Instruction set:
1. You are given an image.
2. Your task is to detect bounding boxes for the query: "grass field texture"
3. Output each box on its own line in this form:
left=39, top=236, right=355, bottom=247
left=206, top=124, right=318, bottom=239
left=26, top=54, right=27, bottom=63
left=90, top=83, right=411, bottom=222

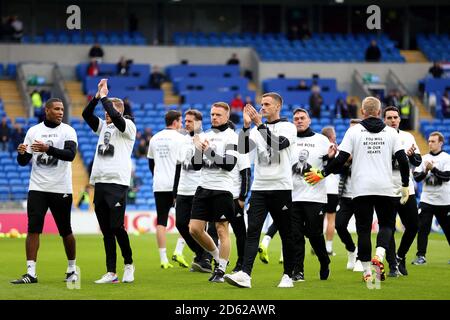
left=0, top=233, right=449, bottom=300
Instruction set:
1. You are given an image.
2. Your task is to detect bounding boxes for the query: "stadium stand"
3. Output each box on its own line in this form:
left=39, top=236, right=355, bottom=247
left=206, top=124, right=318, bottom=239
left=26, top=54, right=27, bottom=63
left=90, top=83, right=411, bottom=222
left=173, top=32, right=405, bottom=62
left=22, top=30, right=147, bottom=45
left=417, top=34, right=450, bottom=63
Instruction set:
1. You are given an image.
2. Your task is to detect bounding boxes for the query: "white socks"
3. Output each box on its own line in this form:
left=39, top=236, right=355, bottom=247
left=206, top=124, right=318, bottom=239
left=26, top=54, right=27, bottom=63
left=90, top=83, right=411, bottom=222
left=174, top=237, right=185, bottom=256
left=261, top=235, right=272, bottom=248
left=208, top=247, right=220, bottom=262
left=375, top=247, right=386, bottom=262
left=27, top=260, right=36, bottom=277
left=362, top=261, right=371, bottom=275
left=159, top=248, right=168, bottom=263
left=326, top=240, right=333, bottom=253
left=218, top=258, right=228, bottom=272
left=67, top=259, right=76, bottom=273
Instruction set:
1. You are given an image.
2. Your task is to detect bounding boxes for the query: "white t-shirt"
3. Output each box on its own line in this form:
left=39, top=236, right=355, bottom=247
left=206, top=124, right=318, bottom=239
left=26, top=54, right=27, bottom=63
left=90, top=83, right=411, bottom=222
left=292, top=133, right=330, bottom=203
left=414, top=152, right=450, bottom=206
left=198, top=127, right=238, bottom=191
left=147, top=128, right=185, bottom=192
left=25, top=122, right=77, bottom=194
left=90, top=119, right=136, bottom=186
left=338, top=122, right=403, bottom=198
left=176, top=133, right=204, bottom=196
left=326, top=174, right=340, bottom=195
left=392, top=130, right=420, bottom=196
left=250, top=120, right=297, bottom=191
left=231, top=152, right=251, bottom=199
left=342, top=173, right=353, bottom=199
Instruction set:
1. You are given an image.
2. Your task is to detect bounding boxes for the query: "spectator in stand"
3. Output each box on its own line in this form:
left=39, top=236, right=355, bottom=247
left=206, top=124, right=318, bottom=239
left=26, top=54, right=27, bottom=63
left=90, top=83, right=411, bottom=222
left=442, top=91, right=450, bottom=118
left=296, top=80, right=309, bottom=91
left=10, top=122, right=25, bottom=153
left=365, top=40, right=382, bottom=62
left=77, top=185, right=92, bottom=210
left=399, top=92, right=414, bottom=130
left=429, top=61, right=444, bottom=79
left=30, top=90, right=44, bottom=122
left=309, top=85, right=323, bottom=118
left=347, top=97, right=358, bottom=119
left=142, top=127, right=153, bottom=145
left=230, top=93, right=244, bottom=110
left=0, top=116, right=10, bottom=151
left=117, top=56, right=132, bottom=76
left=89, top=43, right=104, bottom=63
left=149, top=66, right=166, bottom=89
left=127, top=169, right=143, bottom=205
left=87, top=58, right=99, bottom=77
left=385, top=89, right=400, bottom=108
left=226, top=53, right=240, bottom=66
left=9, top=15, right=23, bottom=42
left=230, top=93, right=245, bottom=124
left=335, top=98, right=350, bottom=119
left=244, top=95, right=254, bottom=106
left=134, top=138, right=148, bottom=158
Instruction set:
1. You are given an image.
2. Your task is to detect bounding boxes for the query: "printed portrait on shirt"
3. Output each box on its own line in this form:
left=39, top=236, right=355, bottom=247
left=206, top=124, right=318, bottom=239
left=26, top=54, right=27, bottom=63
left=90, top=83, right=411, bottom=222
left=204, top=143, right=218, bottom=169
left=97, top=131, right=115, bottom=157
left=182, top=147, right=194, bottom=171
left=292, top=149, right=312, bottom=177
left=36, top=140, right=58, bottom=167
left=257, top=146, right=272, bottom=166
left=425, top=172, right=443, bottom=186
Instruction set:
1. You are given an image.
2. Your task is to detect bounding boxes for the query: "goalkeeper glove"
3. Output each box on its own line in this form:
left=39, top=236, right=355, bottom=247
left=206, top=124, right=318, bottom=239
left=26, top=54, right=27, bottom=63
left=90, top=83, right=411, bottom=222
left=399, top=186, right=409, bottom=205
left=304, top=168, right=325, bottom=185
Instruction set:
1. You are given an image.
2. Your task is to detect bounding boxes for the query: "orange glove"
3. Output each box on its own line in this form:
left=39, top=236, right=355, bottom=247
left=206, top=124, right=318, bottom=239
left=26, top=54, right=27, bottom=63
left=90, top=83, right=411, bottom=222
left=304, top=168, right=325, bottom=185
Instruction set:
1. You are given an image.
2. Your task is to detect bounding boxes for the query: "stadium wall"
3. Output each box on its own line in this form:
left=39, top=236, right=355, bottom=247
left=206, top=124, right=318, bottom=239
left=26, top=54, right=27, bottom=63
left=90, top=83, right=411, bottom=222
left=1, top=211, right=444, bottom=235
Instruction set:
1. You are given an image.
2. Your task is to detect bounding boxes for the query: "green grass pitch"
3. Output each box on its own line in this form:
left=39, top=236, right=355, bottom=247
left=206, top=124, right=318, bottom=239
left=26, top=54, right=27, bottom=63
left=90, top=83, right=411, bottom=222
left=0, top=233, right=449, bottom=300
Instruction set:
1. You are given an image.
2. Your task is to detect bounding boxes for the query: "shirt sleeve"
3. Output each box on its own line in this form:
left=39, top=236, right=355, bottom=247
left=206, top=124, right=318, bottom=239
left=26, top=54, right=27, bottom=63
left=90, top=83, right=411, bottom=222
left=338, top=127, right=354, bottom=155
left=122, top=119, right=137, bottom=140
left=414, top=157, right=425, bottom=173
left=226, top=132, right=239, bottom=159
left=392, top=131, right=404, bottom=155
left=412, top=135, right=421, bottom=155
left=237, top=152, right=251, bottom=171
left=445, top=155, right=450, bottom=171
left=95, top=120, right=104, bottom=136
left=147, top=139, right=154, bottom=159
left=67, top=126, right=78, bottom=146
left=24, top=128, right=33, bottom=154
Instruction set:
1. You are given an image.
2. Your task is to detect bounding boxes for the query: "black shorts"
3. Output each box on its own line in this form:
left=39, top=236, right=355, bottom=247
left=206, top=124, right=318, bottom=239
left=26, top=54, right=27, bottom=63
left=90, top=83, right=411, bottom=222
left=27, top=190, right=73, bottom=237
left=325, top=194, right=339, bottom=213
left=154, top=191, right=174, bottom=227
left=191, top=187, right=235, bottom=222
left=93, top=183, right=128, bottom=230
left=234, top=198, right=244, bottom=218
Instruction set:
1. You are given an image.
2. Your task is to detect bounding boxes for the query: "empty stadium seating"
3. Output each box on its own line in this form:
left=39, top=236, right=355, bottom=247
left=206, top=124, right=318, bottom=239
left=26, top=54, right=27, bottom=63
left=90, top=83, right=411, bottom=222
left=22, top=30, right=147, bottom=46
left=173, top=32, right=405, bottom=62
left=417, top=34, right=450, bottom=62
left=419, top=78, right=450, bottom=118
